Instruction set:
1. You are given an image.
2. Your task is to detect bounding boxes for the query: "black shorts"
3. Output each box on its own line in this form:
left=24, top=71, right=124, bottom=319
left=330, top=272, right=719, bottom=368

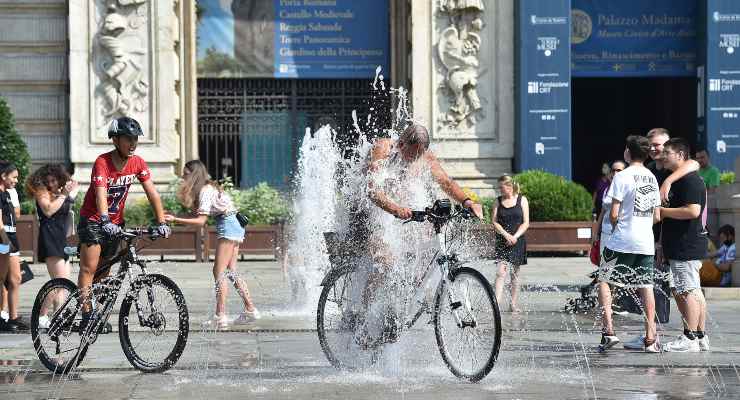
left=77, top=217, right=122, bottom=259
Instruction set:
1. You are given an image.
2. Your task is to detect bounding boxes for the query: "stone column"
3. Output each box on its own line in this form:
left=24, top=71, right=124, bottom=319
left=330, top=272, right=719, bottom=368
left=411, top=0, right=515, bottom=196
left=69, top=0, right=197, bottom=192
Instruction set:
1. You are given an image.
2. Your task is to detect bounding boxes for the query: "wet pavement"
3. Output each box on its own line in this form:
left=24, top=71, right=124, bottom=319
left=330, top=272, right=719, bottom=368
left=1, top=257, right=739, bottom=399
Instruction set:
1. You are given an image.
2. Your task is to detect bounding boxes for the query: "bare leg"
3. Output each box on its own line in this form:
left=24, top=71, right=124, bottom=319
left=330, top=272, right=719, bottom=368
left=695, top=289, right=707, bottom=332
left=672, top=289, right=690, bottom=331
left=226, top=242, right=256, bottom=312
left=597, top=282, right=614, bottom=334
left=493, top=262, right=508, bottom=306
left=213, top=239, right=235, bottom=317
left=5, top=255, right=21, bottom=319
left=41, top=256, right=71, bottom=314
left=638, top=287, right=656, bottom=341
left=0, top=285, right=6, bottom=316
left=510, top=265, right=521, bottom=312
left=78, top=244, right=102, bottom=312
left=0, top=254, right=9, bottom=317
left=675, top=290, right=702, bottom=331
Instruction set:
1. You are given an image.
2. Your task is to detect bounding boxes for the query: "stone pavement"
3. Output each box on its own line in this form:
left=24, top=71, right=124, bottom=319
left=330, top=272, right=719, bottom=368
left=1, top=256, right=739, bottom=399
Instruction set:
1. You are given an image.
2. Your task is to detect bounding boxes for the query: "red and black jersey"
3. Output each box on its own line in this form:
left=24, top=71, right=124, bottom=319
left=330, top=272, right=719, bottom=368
left=79, top=153, right=151, bottom=224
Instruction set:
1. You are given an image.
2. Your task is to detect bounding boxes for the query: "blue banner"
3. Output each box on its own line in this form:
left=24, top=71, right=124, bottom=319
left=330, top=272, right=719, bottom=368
left=704, top=0, right=740, bottom=172
left=517, top=0, right=572, bottom=179
left=197, top=0, right=389, bottom=79
left=571, top=0, right=698, bottom=77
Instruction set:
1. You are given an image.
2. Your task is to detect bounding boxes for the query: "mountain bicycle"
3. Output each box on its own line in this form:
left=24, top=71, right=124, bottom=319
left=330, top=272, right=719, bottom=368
left=30, top=227, right=189, bottom=374
left=317, top=199, right=501, bottom=382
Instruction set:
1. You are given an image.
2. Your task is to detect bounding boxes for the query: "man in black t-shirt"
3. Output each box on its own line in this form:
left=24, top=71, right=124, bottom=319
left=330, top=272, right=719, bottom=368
left=659, top=138, right=708, bottom=353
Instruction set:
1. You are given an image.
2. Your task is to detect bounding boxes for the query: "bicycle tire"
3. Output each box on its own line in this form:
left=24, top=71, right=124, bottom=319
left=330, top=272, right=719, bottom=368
left=30, top=278, right=90, bottom=374
left=433, top=267, right=501, bottom=382
left=118, top=273, right=189, bottom=373
left=317, top=269, right=378, bottom=370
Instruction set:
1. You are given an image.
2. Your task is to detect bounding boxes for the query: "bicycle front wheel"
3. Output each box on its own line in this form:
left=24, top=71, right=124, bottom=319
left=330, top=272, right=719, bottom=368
left=317, top=268, right=378, bottom=370
left=31, top=278, right=89, bottom=374
left=119, top=273, right=189, bottom=373
left=433, top=267, right=501, bottom=382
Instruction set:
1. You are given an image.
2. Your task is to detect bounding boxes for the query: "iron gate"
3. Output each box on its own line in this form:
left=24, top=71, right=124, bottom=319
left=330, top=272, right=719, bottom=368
left=197, top=78, right=389, bottom=189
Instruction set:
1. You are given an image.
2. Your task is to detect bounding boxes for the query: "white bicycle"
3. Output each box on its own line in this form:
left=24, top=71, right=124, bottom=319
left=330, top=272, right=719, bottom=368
left=317, top=199, right=501, bottom=382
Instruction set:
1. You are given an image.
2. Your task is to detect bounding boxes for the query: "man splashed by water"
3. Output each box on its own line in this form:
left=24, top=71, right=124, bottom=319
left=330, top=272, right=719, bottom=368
left=345, top=123, right=483, bottom=348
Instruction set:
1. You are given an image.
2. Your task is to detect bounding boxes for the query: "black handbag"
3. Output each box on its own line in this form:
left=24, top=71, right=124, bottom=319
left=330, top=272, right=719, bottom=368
left=3, top=261, right=33, bottom=290
left=235, top=212, right=249, bottom=228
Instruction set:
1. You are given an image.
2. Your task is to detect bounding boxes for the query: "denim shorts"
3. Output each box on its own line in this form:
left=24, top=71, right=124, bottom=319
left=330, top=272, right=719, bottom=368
left=216, top=214, right=245, bottom=243
left=667, top=259, right=702, bottom=294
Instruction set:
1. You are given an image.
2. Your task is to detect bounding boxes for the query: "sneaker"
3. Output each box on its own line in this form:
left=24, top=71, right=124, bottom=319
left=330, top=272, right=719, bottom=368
left=643, top=337, right=661, bottom=353
left=203, top=314, right=229, bottom=330
left=0, top=310, right=8, bottom=321
left=7, top=316, right=29, bottom=331
left=698, top=335, right=710, bottom=352
left=38, top=315, right=50, bottom=330
left=663, top=335, right=700, bottom=353
left=623, top=334, right=646, bottom=350
left=0, top=318, right=17, bottom=333
left=598, top=333, right=620, bottom=352
left=233, top=309, right=261, bottom=325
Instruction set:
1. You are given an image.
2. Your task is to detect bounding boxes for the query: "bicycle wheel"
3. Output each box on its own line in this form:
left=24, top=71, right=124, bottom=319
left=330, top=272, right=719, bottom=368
left=433, top=267, right=501, bottom=382
left=118, top=273, right=189, bottom=373
left=317, top=269, right=378, bottom=370
left=30, top=278, right=90, bottom=374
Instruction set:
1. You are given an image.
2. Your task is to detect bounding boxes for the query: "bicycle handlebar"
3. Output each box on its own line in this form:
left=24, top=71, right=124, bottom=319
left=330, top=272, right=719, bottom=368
left=119, top=227, right=162, bottom=241
left=404, top=205, right=474, bottom=225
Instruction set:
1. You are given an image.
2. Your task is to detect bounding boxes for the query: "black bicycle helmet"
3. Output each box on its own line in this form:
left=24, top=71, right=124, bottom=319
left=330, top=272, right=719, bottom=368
left=108, top=116, right=144, bottom=138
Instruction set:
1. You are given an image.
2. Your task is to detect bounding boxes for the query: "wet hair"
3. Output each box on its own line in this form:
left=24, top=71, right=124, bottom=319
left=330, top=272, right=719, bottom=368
left=0, top=160, right=18, bottom=178
left=25, top=163, right=71, bottom=197
left=399, top=124, right=430, bottom=150
left=718, top=224, right=735, bottom=239
left=177, top=160, right=220, bottom=210
left=498, top=174, right=520, bottom=195
left=646, top=128, right=670, bottom=139
left=663, top=138, right=690, bottom=161
left=625, top=135, right=650, bottom=162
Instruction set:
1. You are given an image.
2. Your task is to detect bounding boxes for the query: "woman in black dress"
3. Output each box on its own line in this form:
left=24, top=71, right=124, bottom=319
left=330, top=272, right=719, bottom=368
left=492, top=175, right=529, bottom=313
left=26, top=164, right=78, bottom=325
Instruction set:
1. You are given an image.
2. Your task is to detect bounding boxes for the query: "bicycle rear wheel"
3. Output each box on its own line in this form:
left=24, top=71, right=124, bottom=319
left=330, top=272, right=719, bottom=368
left=433, top=267, right=501, bottom=382
left=119, top=273, right=189, bottom=373
left=317, top=269, right=379, bottom=370
left=30, top=278, right=89, bottom=374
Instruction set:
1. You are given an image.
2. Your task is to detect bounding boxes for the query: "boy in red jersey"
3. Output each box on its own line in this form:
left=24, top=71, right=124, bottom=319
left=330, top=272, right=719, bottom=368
left=76, top=117, right=171, bottom=330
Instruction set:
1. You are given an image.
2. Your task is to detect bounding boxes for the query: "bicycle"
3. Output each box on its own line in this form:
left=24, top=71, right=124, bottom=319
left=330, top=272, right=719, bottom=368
left=30, top=227, right=189, bottom=374
left=317, top=199, right=501, bottom=382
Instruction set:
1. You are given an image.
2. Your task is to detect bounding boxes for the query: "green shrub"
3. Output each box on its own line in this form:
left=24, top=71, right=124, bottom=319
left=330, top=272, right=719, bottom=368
left=227, top=181, right=291, bottom=225
left=0, top=96, right=31, bottom=190
left=513, top=170, right=592, bottom=221
left=720, top=171, right=735, bottom=185
left=480, top=197, right=495, bottom=224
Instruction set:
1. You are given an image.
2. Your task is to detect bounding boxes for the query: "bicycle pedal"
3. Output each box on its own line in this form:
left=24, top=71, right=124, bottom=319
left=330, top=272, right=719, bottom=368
left=450, top=301, right=462, bottom=310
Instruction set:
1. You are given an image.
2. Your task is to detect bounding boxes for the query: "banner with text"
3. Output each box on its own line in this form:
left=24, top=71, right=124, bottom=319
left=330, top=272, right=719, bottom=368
left=197, top=0, right=389, bottom=78
left=704, top=0, right=740, bottom=172
left=517, top=0, right=572, bottom=179
left=571, top=0, right=697, bottom=77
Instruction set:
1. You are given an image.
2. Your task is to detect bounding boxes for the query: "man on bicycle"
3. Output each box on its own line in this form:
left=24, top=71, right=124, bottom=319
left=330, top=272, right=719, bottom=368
left=350, top=124, right=483, bottom=341
left=76, top=116, right=171, bottom=331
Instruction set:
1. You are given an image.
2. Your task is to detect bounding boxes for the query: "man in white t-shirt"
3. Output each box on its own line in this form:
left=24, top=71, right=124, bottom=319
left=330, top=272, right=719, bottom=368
left=597, top=135, right=662, bottom=353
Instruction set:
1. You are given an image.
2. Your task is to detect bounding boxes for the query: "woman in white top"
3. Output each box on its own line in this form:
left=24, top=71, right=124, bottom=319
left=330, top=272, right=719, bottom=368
left=165, top=160, right=259, bottom=329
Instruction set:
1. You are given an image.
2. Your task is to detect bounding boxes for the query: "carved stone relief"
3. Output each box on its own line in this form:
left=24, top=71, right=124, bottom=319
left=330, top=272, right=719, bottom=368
left=436, top=0, right=485, bottom=130
left=93, top=0, right=149, bottom=131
